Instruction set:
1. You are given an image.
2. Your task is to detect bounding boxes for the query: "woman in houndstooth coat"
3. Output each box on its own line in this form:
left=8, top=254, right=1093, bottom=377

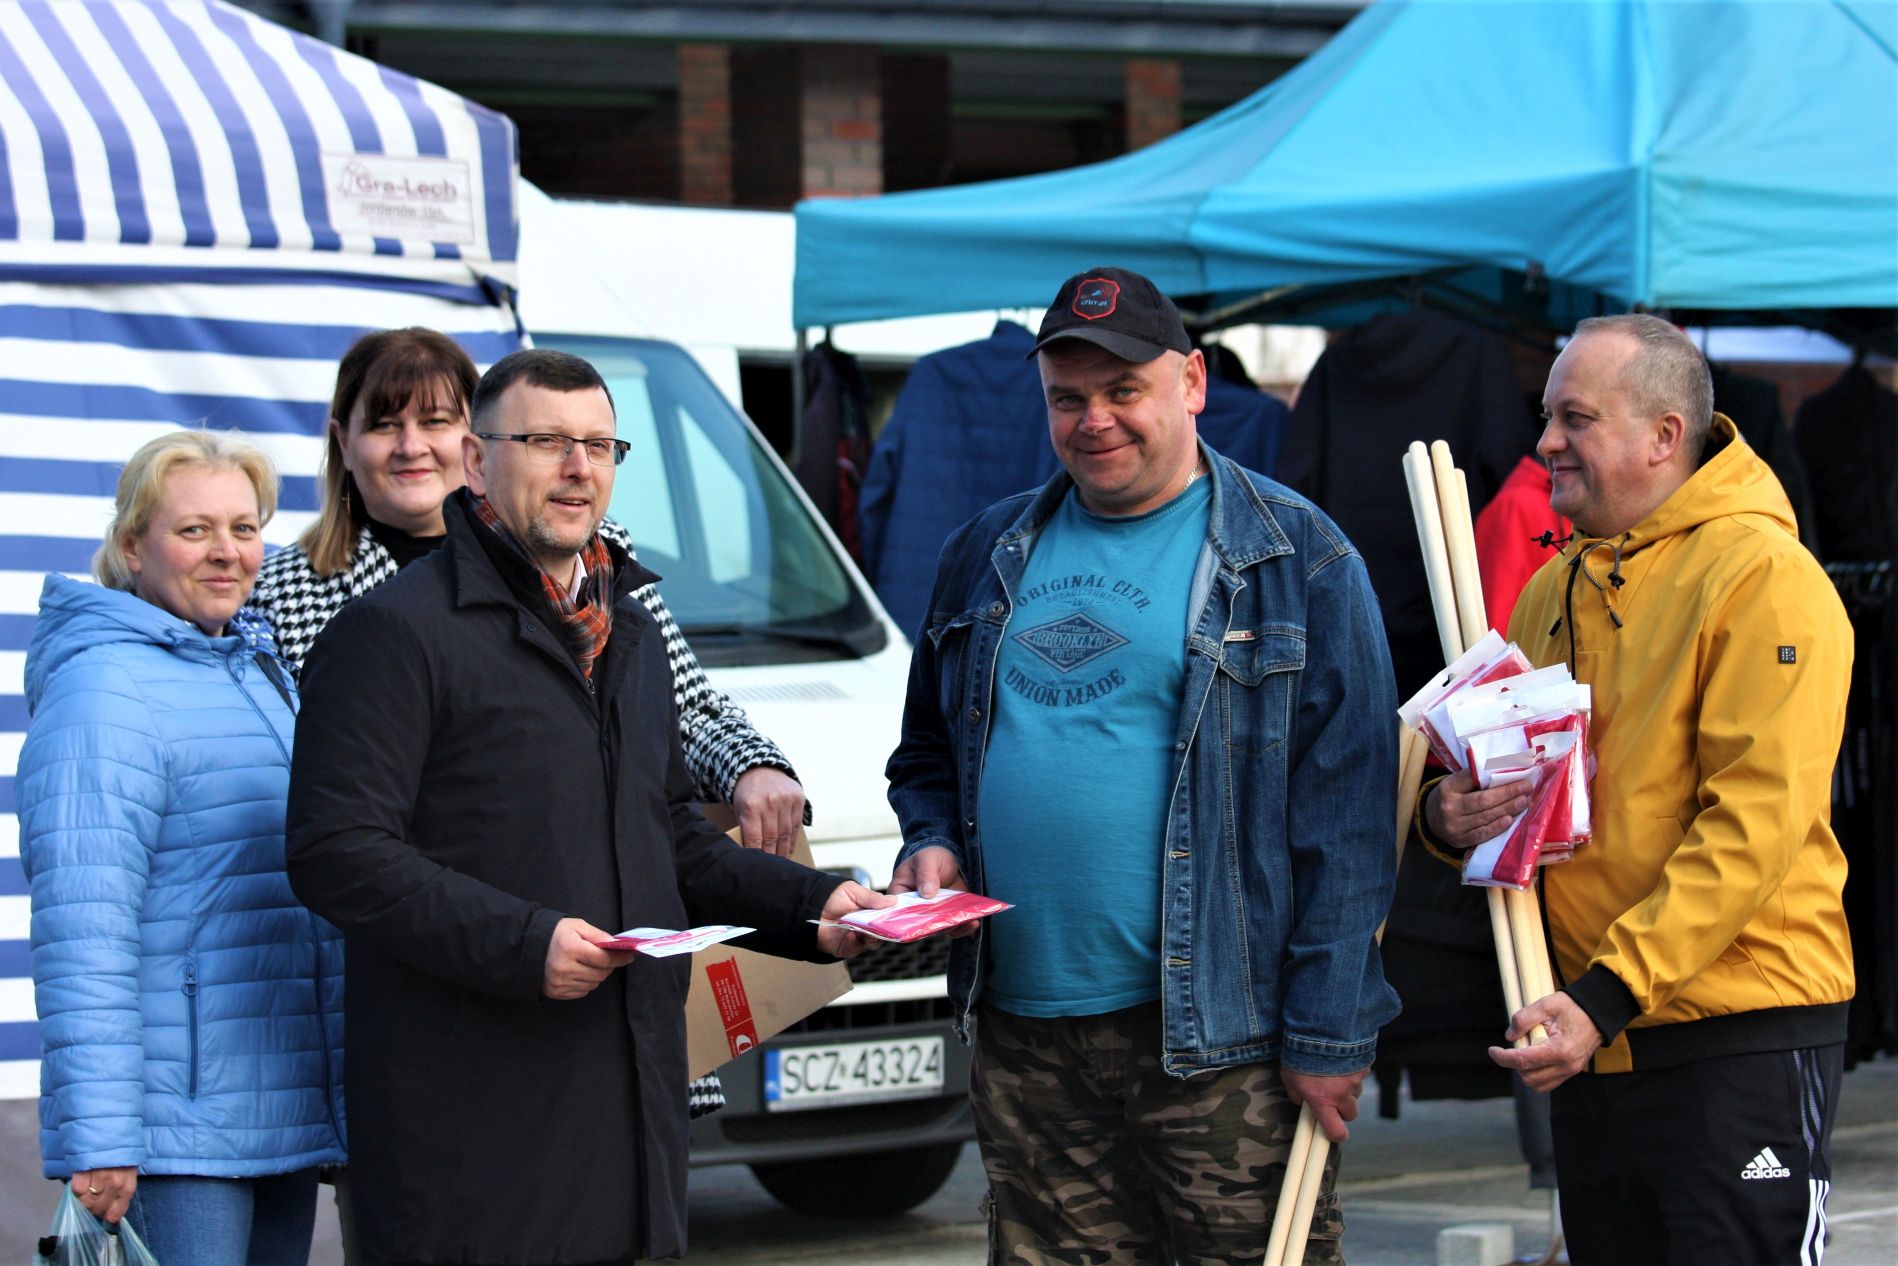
left=247, top=330, right=811, bottom=1128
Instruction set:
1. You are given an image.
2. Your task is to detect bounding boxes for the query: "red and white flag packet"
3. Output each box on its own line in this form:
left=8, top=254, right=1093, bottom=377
left=1398, top=631, right=1535, bottom=769
left=592, top=925, right=754, bottom=956
left=816, top=890, right=1012, bottom=943
left=1399, top=634, right=1594, bottom=890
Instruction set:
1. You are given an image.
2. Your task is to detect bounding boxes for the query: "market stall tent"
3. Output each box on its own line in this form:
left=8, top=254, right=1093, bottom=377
left=794, top=0, right=1898, bottom=342
left=0, top=0, right=525, bottom=1097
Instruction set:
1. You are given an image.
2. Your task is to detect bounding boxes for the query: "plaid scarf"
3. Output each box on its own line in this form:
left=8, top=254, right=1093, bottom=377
left=471, top=496, right=615, bottom=679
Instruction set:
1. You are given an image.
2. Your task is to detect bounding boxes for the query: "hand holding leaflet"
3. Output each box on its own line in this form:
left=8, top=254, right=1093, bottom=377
left=592, top=925, right=755, bottom=956
left=814, top=890, right=1011, bottom=943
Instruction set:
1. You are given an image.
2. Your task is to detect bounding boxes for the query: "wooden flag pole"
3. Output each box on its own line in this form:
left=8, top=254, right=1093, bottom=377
left=1270, top=439, right=1562, bottom=1265
left=1404, top=443, right=1463, bottom=666
left=1429, top=445, right=1487, bottom=653
left=1262, top=723, right=1428, bottom=1266
left=1429, top=443, right=1551, bottom=1046
left=1263, top=1104, right=1318, bottom=1266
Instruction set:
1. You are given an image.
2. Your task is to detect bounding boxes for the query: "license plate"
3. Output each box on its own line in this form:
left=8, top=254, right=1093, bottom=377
left=763, top=1036, right=946, bottom=1111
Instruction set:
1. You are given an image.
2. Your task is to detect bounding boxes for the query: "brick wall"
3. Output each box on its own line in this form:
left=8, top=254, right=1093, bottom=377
left=1125, top=57, right=1181, bottom=151
left=801, top=44, right=883, bottom=198
left=511, top=100, right=679, bottom=201
left=731, top=46, right=803, bottom=207
left=731, top=44, right=884, bottom=206
left=678, top=43, right=733, bottom=206
left=952, top=112, right=1122, bottom=186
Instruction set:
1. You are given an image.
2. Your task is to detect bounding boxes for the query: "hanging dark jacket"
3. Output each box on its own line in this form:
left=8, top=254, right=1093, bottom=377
left=1279, top=308, right=1533, bottom=698
left=1794, top=364, right=1898, bottom=562
left=795, top=339, right=872, bottom=557
left=1710, top=362, right=1821, bottom=556
left=285, top=491, right=842, bottom=1265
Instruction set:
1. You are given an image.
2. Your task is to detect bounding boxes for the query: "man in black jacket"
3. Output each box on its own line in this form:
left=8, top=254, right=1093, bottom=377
left=286, top=349, right=886, bottom=1266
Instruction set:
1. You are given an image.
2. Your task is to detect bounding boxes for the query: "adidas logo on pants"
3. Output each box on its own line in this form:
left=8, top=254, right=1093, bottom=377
left=1549, top=1043, right=1841, bottom=1263
left=1739, top=1146, right=1793, bottom=1180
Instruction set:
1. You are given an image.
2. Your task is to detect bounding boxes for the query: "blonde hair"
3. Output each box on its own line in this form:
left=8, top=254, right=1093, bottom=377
left=301, top=327, right=478, bottom=577
left=93, top=431, right=280, bottom=591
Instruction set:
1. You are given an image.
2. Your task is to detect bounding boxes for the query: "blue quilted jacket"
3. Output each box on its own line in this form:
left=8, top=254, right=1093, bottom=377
left=18, top=575, right=346, bottom=1179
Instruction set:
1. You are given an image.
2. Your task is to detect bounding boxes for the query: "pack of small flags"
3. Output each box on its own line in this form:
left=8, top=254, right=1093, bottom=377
left=1399, top=630, right=1593, bottom=890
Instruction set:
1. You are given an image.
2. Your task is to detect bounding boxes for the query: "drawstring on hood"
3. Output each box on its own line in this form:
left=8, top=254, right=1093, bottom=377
left=1577, top=538, right=1628, bottom=626
left=1551, top=537, right=1627, bottom=668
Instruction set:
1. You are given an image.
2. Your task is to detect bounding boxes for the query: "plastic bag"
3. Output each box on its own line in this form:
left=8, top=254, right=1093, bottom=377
left=1462, top=728, right=1583, bottom=889
left=33, top=1187, right=159, bottom=1266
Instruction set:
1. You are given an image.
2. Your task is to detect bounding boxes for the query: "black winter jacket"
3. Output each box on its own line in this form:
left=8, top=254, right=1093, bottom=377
left=287, top=492, right=842, bottom=1264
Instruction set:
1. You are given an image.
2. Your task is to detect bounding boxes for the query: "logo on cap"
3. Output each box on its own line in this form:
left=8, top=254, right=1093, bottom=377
left=1072, top=278, right=1120, bottom=320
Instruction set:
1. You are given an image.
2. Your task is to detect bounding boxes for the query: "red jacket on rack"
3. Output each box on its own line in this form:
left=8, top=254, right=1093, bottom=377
left=1474, top=455, right=1570, bottom=636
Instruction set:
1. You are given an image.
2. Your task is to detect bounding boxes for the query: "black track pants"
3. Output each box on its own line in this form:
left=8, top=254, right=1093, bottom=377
left=1552, top=1044, right=1842, bottom=1266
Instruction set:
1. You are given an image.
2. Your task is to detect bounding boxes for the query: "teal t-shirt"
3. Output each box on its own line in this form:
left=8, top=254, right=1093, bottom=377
left=978, top=477, right=1212, bottom=1017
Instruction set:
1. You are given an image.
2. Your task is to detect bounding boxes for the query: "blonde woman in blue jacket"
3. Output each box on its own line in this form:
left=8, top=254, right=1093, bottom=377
left=17, top=431, right=344, bottom=1265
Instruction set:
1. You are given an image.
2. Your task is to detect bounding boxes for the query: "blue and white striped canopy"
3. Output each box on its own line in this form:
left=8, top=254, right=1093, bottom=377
left=0, top=0, right=519, bottom=279
left=0, top=1, right=528, bottom=1097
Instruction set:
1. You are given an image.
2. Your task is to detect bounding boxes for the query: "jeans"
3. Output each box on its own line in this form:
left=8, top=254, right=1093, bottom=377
left=123, top=1169, right=320, bottom=1266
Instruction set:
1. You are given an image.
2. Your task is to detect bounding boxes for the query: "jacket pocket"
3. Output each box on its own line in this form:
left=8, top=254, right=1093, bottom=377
left=1215, top=627, right=1305, bottom=755
left=1214, top=626, right=1305, bottom=686
left=183, top=958, right=201, bottom=1099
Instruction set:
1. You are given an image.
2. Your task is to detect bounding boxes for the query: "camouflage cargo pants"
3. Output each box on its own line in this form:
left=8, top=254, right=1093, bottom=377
left=973, top=1002, right=1345, bottom=1266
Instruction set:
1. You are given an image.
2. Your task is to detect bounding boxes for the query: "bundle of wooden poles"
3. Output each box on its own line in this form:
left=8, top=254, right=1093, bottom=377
left=1263, top=440, right=1553, bottom=1266
left=1402, top=439, right=1558, bottom=1045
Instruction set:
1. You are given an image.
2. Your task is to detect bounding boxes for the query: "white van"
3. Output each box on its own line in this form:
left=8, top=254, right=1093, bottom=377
left=514, top=182, right=1010, bottom=410
left=515, top=331, right=971, bottom=1215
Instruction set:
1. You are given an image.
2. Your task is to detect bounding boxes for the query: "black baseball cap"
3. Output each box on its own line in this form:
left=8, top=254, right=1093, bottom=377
left=1027, top=267, right=1193, bottom=363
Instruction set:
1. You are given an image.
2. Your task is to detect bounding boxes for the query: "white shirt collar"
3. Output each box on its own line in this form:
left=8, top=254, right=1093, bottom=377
left=566, top=554, right=587, bottom=602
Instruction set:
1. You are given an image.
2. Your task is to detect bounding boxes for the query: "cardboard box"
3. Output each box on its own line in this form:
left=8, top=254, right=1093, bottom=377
left=684, top=809, right=853, bottom=1079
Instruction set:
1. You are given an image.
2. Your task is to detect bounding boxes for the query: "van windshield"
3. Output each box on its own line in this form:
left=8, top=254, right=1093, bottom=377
left=539, top=335, right=886, bottom=666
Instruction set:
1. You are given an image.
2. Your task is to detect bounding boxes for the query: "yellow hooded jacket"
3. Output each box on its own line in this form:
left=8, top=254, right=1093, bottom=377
left=1508, top=415, right=1854, bottom=1074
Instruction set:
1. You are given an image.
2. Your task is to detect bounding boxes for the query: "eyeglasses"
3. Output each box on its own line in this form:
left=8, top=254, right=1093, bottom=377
left=476, top=432, right=631, bottom=467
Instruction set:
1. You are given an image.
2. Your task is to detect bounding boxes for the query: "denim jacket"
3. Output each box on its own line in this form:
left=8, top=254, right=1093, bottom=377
left=888, top=444, right=1400, bottom=1077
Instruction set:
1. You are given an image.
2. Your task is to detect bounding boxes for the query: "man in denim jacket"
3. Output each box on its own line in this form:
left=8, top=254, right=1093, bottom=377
left=887, top=267, right=1400, bottom=1262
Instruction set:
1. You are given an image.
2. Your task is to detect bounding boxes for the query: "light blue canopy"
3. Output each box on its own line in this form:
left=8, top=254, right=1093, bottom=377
left=794, top=0, right=1898, bottom=333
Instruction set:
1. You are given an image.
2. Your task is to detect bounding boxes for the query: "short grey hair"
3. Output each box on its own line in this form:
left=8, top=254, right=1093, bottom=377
left=1573, top=314, right=1715, bottom=459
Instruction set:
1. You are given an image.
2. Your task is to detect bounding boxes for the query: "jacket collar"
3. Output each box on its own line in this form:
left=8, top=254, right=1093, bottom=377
left=27, top=573, right=243, bottom=707
left=998, top=440, right=1293, bottom=570
left=440, top=488, right=659, bottom=614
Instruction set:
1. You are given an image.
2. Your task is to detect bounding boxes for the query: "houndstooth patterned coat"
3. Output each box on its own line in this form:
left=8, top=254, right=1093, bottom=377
left=248, top=519, right=803, bottom=1118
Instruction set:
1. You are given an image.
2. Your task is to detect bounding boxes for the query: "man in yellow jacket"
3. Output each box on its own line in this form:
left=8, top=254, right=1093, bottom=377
left=1425, top=315, right=1853, bottom=1264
